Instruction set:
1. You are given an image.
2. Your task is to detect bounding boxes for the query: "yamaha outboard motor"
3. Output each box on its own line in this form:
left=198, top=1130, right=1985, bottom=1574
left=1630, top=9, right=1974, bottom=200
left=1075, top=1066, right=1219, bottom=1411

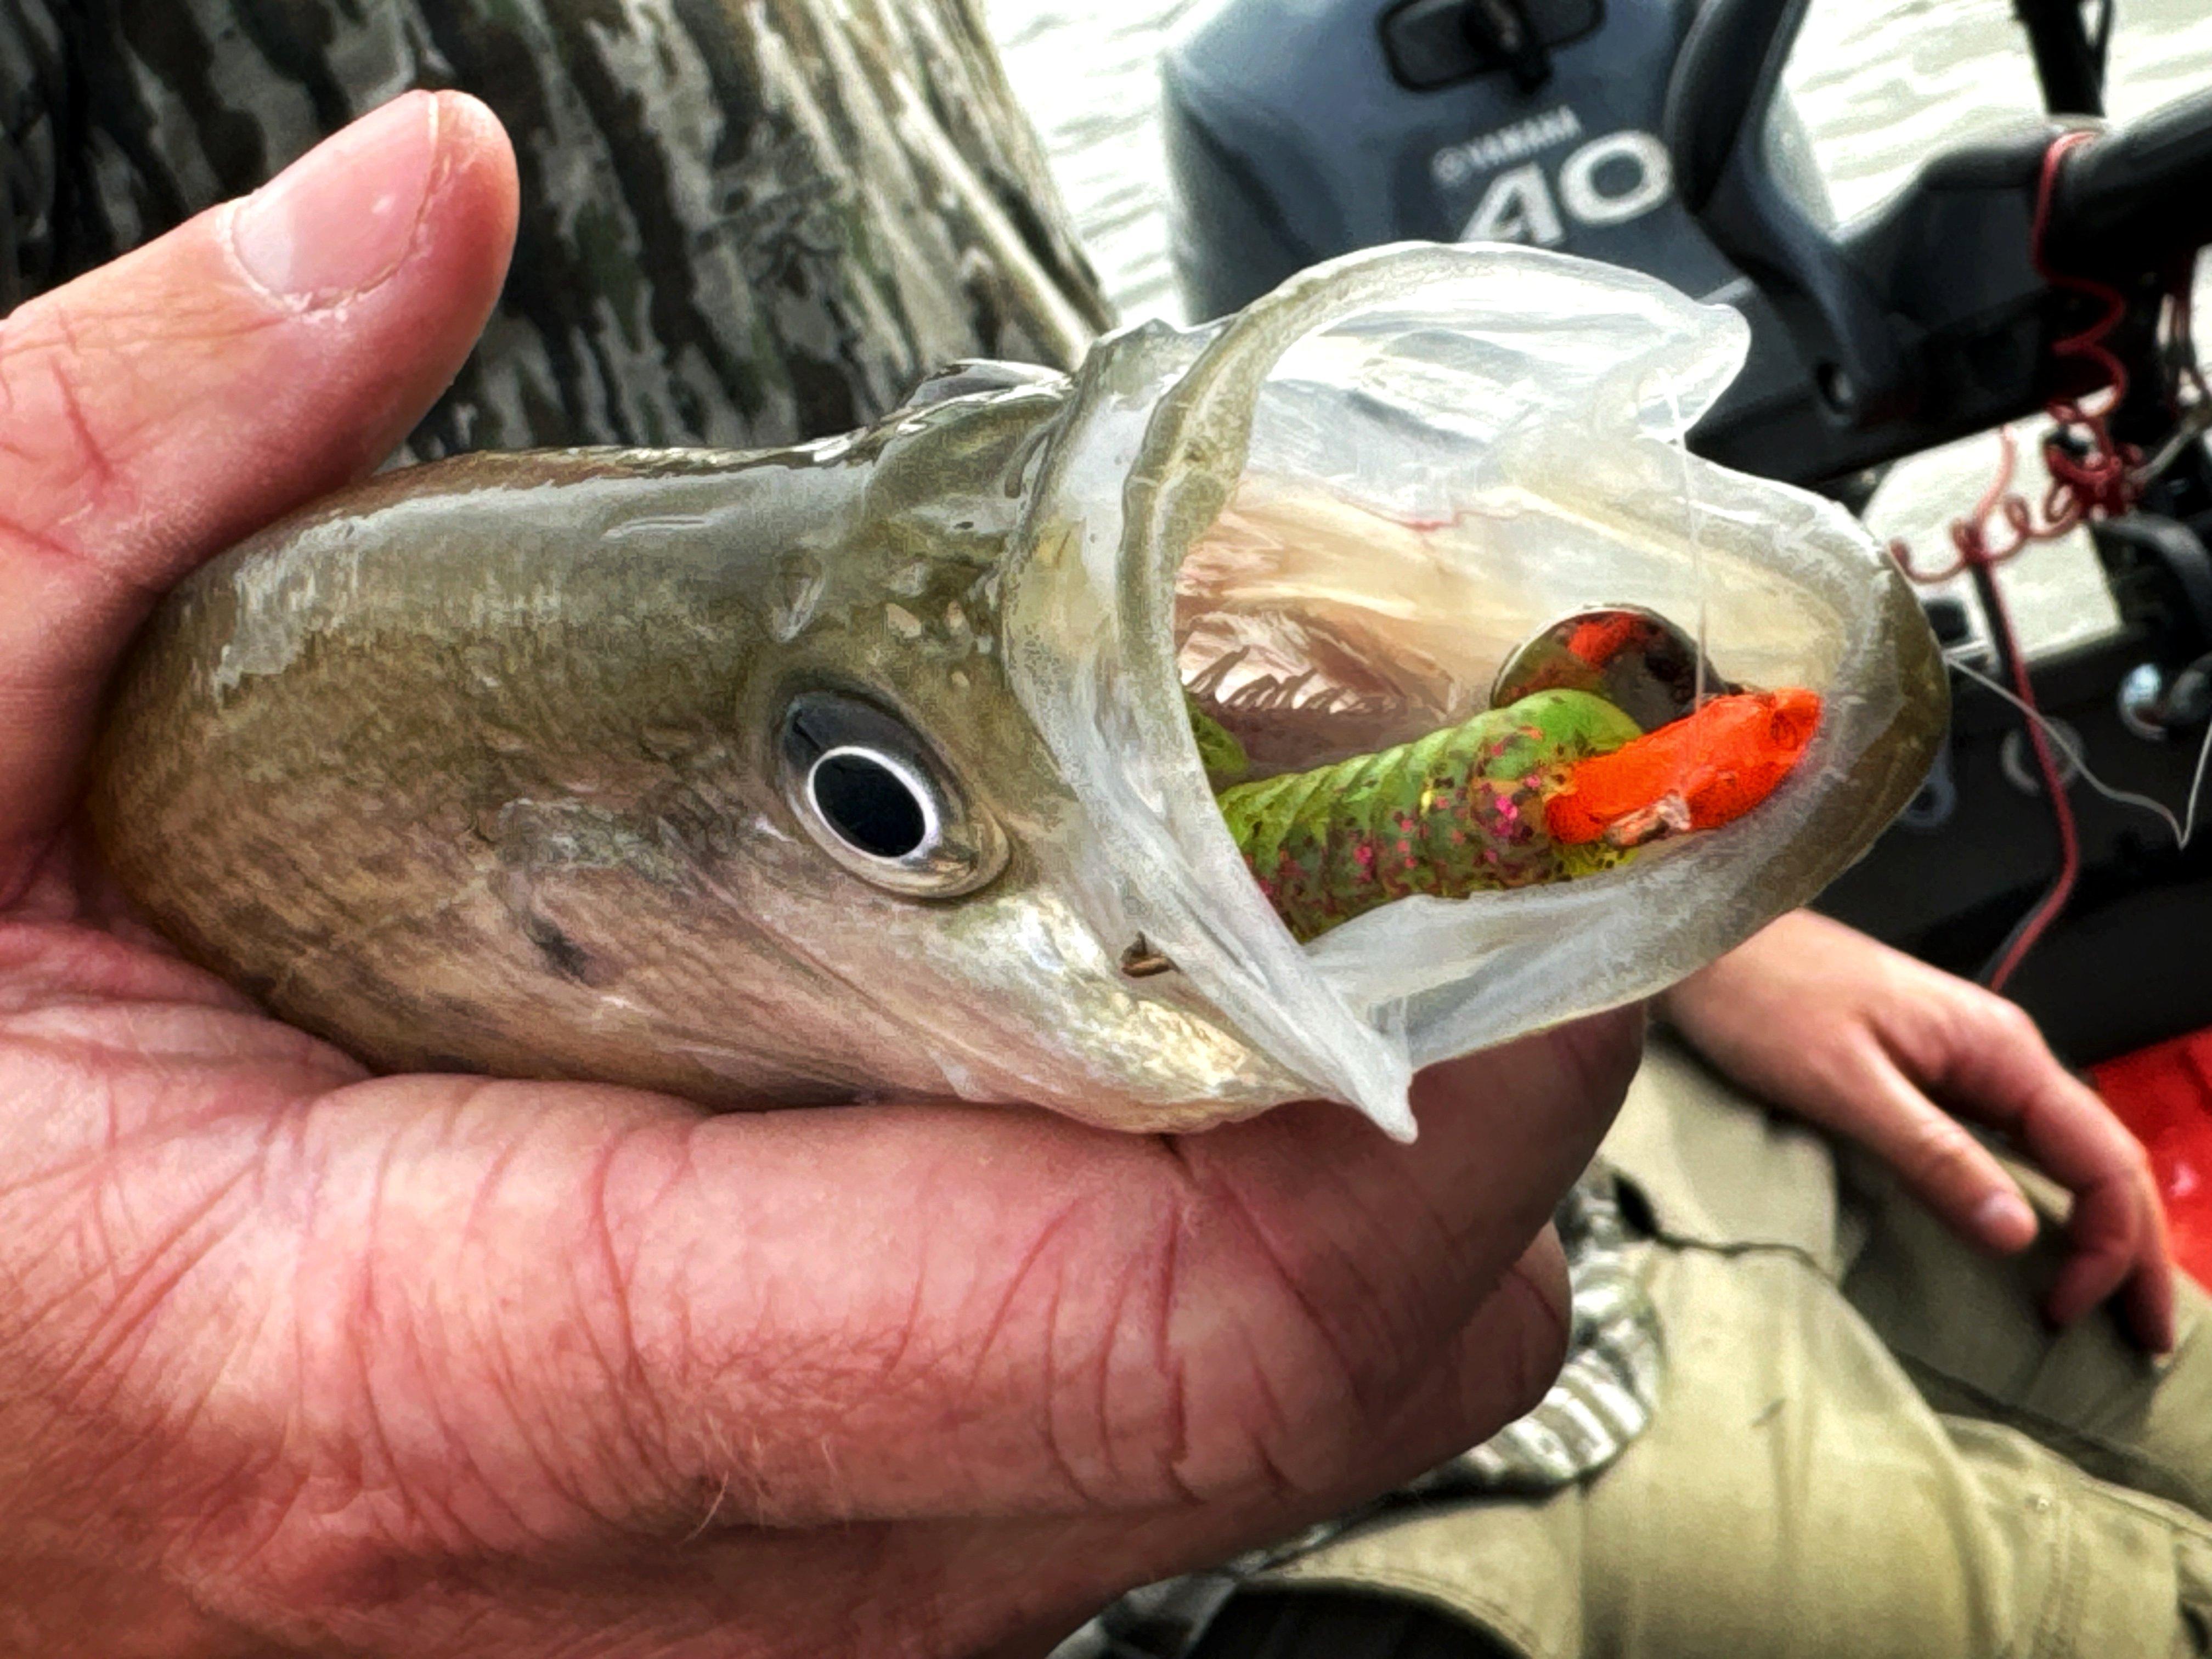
left=1163, top=0, right=2210, bottom=492
left=1160, top=0, right=1836, bottom=471
left=1163, top=0, right=1752, bottom=321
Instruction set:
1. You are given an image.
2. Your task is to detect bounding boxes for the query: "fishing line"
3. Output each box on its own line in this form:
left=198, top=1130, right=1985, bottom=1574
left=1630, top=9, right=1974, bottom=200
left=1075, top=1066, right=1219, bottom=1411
left=1664, top=377, right=1711, bottom=710
left=1947, top=654, right=2212, bottom=852
left=1887, top=131, right=2142, bottom=988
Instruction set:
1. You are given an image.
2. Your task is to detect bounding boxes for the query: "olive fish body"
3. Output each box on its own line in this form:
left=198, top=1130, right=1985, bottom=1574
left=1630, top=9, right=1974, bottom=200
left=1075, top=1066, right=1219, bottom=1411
left=90, top=395, right=1306, bottom=1130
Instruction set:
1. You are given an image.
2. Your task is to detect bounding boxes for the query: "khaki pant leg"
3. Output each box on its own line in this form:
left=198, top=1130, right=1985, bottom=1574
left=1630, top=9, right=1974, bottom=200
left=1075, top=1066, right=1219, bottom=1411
left=1254, top=1040, right=2212, bottom=1659
left=1841, top=1143, right=2212, bottom=1520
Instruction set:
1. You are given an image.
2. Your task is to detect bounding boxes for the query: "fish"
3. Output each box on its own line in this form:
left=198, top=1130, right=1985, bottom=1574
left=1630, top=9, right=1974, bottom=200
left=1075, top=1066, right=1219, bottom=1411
left=88, top=244, right=1948, bottom=1138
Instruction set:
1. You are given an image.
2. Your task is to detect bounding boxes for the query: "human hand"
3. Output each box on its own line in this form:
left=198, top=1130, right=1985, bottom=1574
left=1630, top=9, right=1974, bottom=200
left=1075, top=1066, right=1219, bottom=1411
left=1662, top=910, right=2174, bottom=1352
left=0, top=94, right=1641, bottom=1658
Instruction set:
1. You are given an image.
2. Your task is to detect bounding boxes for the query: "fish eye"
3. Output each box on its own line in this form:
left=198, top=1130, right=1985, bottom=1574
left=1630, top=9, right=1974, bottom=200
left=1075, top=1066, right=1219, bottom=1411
left=778, top=693, right=1007, bottom=898
left=807, top=747, right=936, bottom=860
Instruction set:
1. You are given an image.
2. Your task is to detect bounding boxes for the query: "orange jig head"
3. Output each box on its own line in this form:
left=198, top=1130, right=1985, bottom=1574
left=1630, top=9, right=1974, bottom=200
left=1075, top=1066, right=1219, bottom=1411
left=1544, top=689, right=1822, bottom=849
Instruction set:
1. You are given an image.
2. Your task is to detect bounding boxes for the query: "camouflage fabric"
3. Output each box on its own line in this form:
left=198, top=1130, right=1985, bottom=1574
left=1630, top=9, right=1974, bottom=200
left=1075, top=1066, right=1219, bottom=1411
left=0, top=0, right=1112, bottom=457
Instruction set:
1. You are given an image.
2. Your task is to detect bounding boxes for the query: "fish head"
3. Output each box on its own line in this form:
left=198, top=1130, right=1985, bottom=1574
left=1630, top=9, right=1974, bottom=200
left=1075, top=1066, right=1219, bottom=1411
left=690, top=384, right=1319, bottom=1125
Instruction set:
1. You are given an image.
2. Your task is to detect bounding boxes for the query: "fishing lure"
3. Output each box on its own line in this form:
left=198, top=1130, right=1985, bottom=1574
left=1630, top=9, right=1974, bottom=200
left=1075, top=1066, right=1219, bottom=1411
left=1204, top=690, right=1639, bottom=941
left=1197, top=685, right=1823, bottom=943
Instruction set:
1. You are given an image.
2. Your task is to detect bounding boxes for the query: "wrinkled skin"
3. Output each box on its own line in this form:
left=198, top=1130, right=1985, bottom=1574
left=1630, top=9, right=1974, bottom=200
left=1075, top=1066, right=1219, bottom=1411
left=0, top=94, right=1639, bottom=1657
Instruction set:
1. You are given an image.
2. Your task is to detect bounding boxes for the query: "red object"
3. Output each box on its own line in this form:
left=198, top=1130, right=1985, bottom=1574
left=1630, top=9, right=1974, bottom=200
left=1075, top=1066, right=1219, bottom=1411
left=2092, top=1032, right=2212, bottom=1290
left=1882, top=130, right=2155, bottom=993
left=1544, top=689, right=1822, bottom=847
left=1566, top=612, right=1649, bottom=667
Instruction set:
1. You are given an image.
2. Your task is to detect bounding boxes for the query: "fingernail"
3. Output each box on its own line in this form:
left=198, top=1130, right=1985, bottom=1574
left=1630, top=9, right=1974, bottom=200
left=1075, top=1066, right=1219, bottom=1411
left=1976, top=1190, right=2038, bottom=1246
left=229, top=91, right=439, bottom=309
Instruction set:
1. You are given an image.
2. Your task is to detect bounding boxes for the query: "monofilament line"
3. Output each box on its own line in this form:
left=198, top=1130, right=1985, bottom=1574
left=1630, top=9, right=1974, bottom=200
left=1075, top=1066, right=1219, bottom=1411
left=1948, top=656, right=2212, bottom=850
left=1664, top=377, right=1710, bottom=710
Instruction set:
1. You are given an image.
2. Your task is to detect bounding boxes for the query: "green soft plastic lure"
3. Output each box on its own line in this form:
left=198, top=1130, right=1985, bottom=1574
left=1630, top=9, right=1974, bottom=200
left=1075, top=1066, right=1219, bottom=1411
left=1194, top=689, right=1645, bottom=942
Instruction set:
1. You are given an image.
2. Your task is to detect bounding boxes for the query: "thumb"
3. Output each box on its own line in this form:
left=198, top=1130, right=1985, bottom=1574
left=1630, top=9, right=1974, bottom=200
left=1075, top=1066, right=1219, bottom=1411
left=0, top=90, right=517, bottom=882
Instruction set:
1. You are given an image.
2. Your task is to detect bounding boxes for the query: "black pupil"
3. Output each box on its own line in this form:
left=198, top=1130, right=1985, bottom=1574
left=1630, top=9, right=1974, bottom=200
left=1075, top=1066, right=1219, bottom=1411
left=811, top=753, right=928, bottom=859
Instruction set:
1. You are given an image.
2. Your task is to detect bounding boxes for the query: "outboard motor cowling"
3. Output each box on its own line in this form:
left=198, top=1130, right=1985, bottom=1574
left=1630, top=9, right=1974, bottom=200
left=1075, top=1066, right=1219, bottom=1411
left=1162, top=0, right=1745, bottom=321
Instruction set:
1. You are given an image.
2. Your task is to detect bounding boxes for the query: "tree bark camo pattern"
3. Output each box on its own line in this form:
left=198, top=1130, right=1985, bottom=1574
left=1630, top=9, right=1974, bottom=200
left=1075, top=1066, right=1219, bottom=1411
left=0, top=0, right=1113, bottom=457
left=1212, top=689, right=1644, bottom=942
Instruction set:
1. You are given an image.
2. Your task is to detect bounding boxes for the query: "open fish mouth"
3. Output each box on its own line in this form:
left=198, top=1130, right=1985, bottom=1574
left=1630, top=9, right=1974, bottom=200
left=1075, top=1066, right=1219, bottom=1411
left=1186, top=604, right=1822, bottom=939
left=1007, top=241, right=1944, bottom=1137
